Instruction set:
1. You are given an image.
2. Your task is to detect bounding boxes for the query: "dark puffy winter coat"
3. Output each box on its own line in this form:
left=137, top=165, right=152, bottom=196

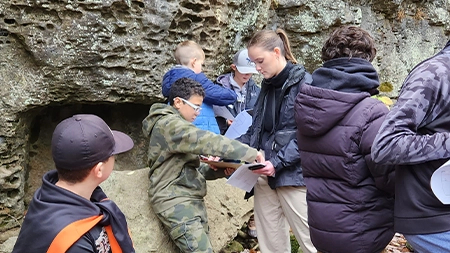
left=294, top=58, right=395, bottom=253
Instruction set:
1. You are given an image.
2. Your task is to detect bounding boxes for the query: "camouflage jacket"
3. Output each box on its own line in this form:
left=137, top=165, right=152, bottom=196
left=371, top=40, right=450, bottom=234
left=142, top=103, right=258, bottom=213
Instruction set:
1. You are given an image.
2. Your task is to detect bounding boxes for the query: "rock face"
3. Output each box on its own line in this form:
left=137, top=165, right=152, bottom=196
left=1, top=0, right=450, bottom=250
left=100, top=168, right=254, bottom=252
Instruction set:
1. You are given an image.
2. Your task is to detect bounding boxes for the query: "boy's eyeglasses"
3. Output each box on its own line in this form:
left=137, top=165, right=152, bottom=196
left=179, top=97, right=202, bottom=112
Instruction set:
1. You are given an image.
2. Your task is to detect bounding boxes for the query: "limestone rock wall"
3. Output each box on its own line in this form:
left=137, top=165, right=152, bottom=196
left=1, top=0, right=450, bottom=249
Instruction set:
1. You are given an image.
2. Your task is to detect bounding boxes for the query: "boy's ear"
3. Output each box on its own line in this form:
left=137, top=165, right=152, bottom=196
left=190, top=58, right=197, bottom=68
left=92, top=162, right=104, bottom=178
left=173, top=97, right=183, bottom=109
left=230, top=64, right=237, bottom=71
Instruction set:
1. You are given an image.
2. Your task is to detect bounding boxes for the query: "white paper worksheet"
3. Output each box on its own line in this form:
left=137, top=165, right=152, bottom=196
left=224, top=110, right=253, bottom=139
left=431, top=159, right=450, bottom=204
left=226, top=163, right=263, bottom=192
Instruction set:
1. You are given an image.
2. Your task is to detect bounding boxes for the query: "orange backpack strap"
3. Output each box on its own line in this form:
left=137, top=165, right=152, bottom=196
left=47, top=215, right=103, bottom=253
left=105, top=225, right=122, bottom=253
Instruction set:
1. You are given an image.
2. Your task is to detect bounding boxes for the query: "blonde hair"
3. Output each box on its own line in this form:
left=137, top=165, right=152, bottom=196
left=247, top=28, right=297, bottom=64
left=174, top=40, right=205, bottom=66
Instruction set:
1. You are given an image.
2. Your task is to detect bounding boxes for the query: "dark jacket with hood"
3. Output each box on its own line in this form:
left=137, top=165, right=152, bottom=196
left=215, top=73, right=261, bottom=117
left=238, top=62, right=311, bottom=191
left=214, top=73, right=261, bottom=135
left=372, top=40, right=450, bottom=235
left=294, top=58, right=395, bottom=253
left=162, top=66, right=237, bottom=134
left=12, top=170, right=134, bottom=253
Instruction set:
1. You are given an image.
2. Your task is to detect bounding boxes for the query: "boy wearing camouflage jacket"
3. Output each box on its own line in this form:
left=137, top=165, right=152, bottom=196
left=142, top=77, right=264, bottom=253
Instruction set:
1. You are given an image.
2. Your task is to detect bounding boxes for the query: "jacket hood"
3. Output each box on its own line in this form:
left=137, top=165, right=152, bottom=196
left=311, top=57, right=380, bottom=95
left=295, top=58, right=378, bottom=137
left=162, top=66, right=194, bottom=96
left=216, top=73, right=232, bottom=89
left=295, top=84, right=370, bottom=137
left=12, top=170, right=134, bottom=253
left=142, top=103, right=178, bottom=136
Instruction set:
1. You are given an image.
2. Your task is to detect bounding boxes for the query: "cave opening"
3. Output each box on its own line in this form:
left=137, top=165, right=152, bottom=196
left=23, top=102, right=151, bottom=205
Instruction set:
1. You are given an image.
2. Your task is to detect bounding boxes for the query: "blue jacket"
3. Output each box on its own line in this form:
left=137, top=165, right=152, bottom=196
left=162, top=66, right=237, bottom=134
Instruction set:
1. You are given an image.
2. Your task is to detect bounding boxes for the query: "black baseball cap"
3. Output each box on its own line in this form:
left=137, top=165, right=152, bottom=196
left=51, top=114, right=134, bottom=170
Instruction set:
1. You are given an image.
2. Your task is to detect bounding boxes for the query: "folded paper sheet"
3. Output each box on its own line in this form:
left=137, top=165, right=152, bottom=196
left=431, top=159, right=450, bottom=204
left=226, top=164, right=262, bottom=192
left=224, top=110, right=253, bottom=139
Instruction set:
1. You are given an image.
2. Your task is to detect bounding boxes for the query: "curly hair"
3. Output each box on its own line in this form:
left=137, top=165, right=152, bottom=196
left=321, top=26, right=376, bottom=62
left=168, top=77, right=205, bottom=105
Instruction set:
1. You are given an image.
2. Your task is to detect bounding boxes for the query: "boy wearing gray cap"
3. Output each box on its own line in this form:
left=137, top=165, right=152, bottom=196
left=12, top=114, right=135, bottom=253
left=214, top=49, right=260, bottom=135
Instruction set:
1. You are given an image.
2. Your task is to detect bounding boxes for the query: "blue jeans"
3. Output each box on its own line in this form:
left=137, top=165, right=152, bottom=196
left=404, top=230, right=450, bottom=253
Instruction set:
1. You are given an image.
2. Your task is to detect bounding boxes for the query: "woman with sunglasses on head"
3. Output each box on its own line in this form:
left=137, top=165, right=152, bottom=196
left=236, top=28, right=316, bottom=253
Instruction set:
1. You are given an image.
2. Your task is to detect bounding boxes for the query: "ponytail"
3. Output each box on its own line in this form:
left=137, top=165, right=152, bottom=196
left=275, top=29, right=297, bottom=64
left=248, top=28, right=297, bottom=64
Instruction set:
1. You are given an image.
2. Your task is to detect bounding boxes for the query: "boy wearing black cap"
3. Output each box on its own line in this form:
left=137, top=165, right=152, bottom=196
left=12, top=114, right=135, bottom=253
left=142, top=77, right=264, bottom=253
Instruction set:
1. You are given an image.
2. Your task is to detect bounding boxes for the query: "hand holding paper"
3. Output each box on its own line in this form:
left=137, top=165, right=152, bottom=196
left=226, top=163, right=264, bottom=192
left=224, top=110, right=253, bottom=139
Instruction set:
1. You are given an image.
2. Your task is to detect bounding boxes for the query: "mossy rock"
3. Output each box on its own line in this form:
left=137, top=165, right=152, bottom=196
left=379, top=82, right=394, bottom=93
left=220, top=240, right=244, bottom=253
left=406, top=241, right=414, bottom=251
left=290, top=233, right=302, bottom=253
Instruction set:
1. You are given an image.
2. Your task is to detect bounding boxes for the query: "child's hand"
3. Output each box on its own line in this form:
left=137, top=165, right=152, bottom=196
left=227, top=119, right=233, bottom=126
left=255, top=151, right=265, bottom=163
left=200, top=155, right=220, bottom=161
left=209, top=156, right=220, bottom=161
left=224, top=167, right=236, bottom=176
left=201, top=155, right=221, bottom=170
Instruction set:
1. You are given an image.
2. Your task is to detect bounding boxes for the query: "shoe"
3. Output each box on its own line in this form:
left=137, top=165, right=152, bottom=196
left=247, top=215, right=257, bottom=238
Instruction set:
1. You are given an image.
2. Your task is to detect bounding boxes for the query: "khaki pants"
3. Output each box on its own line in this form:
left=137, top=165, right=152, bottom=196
left=254, top=176, right=316, bottom=253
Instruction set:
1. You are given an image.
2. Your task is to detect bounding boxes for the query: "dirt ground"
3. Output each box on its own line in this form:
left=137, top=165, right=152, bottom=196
left=237, top=233, right=413, bottom=253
